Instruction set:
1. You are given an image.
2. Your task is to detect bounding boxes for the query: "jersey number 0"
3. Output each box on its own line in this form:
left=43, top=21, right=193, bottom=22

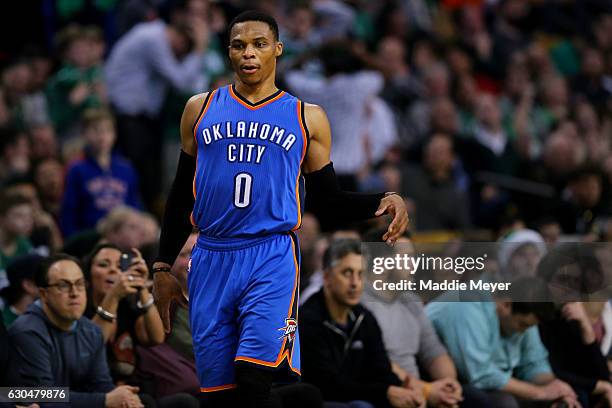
left=234, top=173, right=252, bottom=208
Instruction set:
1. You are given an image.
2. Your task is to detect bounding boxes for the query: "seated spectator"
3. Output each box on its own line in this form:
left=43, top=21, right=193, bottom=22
left=3, top=174, right=64, bottom=253
left=538, top=245, right=612, bottom=407
left=426, top=278, right=579, bottom=407
left=497, top=229, right=547, bottom=280
left=401, top=133, right=471, bottom=231
left=0, top=254, right=43, bottom=327
left=83, top=243, right=164, bottom=379
left=81, top=242, right=202, bottom=408
left=555, top=165, right=611, bottom=235
left=300, top=238, right=424, bottom=408
left=0, top=193, right=34, bottom=288
left=7, top=253, right=146, bottom=407
left=540, top=302, right=611, bottom=407
left=300, top=230, right=359, bottom=305
left=361, top=228, right=463, bottom=407
left=60, top=109, right=142, bottom=238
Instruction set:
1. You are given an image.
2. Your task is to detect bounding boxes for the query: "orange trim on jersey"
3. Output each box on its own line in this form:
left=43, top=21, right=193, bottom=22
left=235, top=354, right=287, bottom=367
left=292, top=101, right=308, bottom=231
left=200, top=384, right=238, bottom=393
left=234, top=245, right=301, bottom=373
left=287, top=235, right=301, bottom=375
left=234, top=353, right=301, bottom=377
left=287, top=235, right=299, bottom=324
left=192, top=90, right=217, bottom=142
left=228, top=85, right=285, bottom=110
left=189, top=90, right=217, bottom=226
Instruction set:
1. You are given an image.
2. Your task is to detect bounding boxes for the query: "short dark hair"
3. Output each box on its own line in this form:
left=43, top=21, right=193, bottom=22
left=35, top=253, right=82, bottom=288
left=82, top=243, right=121, bottom=281
left=323, top=239, right=362, bottom=270
left=506, top=277, right=556, bottom=322
left=228, top=10, right=279, bottom=41
left=0, top=193, right=31, bottom=216
left=0, top=254, right=45, bottom=304
left=537, top=243, right=604, bottom=296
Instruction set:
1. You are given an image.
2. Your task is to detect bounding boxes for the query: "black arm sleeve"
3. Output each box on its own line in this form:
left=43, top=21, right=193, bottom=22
left=304, top=162, right=385, bottom=221
left=156, top=150, right=196, bottom=266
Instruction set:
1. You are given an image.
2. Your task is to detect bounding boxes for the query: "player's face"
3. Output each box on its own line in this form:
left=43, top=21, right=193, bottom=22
left=325, top=253, right=364, bottom=307
left=228, top=21, right=282, bottom=86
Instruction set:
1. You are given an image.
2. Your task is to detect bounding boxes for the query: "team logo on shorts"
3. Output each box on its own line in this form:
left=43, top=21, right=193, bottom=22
left=187, top=258, right=192, bottom=273
left=278, top=318, right=297, bottom=342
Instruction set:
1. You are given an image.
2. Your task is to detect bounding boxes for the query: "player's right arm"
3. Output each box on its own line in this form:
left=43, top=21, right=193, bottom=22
left=152, top=93, right=208, bottom=333
left=302, top=103, right=409, bottom=244
left=178, top=92, right=208, bottom=156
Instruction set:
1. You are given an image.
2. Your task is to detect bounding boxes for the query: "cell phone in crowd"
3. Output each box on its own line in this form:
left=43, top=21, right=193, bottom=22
left=120, top=251, right=134, bottom=272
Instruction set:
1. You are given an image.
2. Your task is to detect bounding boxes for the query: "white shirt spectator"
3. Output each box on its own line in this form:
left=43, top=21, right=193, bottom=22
left=285, top=70, right=384, bottom=174
left=105, top=20, right=204, bottom=116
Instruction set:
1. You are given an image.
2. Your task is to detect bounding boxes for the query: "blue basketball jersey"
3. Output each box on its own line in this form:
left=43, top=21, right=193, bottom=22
left=191, top=85, right=308, bottom=238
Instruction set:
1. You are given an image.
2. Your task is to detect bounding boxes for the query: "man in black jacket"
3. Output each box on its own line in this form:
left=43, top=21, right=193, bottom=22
left=6, top=254, right=144, bottom=408
left=300, top=239, right=424, bottom=408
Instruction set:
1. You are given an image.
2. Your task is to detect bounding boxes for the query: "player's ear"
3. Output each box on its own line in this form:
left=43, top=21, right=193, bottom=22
left=275, top=41, right=283, bottom=57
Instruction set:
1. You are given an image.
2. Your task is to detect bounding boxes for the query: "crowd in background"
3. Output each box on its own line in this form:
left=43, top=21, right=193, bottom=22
left=2, top=0, right=612, bottom=407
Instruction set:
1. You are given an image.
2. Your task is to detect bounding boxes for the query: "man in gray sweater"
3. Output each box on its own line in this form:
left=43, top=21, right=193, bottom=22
left=7, top=254, right=143, bottom=408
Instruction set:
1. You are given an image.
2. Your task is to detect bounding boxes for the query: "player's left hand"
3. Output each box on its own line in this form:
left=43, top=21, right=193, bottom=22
left=152, top=271, right=189, bottom=334
left=375, top=193, right=409, bottom=245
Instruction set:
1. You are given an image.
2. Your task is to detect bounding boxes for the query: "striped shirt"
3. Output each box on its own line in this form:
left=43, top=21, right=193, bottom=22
left=105, top=20, right=204, bottom=116
left=285, top=70, right=383, bottom=174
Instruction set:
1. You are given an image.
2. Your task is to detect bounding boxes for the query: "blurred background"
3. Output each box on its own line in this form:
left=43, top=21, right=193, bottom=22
left=1, top=0, right=612, bottom=267
left=2, top=1, right=612, bottom=407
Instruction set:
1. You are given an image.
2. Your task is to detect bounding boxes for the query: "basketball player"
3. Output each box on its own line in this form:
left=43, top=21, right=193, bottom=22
left=152, top=10, right=409, bottom=408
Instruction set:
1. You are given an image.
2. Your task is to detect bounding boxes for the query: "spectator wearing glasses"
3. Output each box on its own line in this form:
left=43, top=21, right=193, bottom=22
left=6, top=253, right=145, bottom=408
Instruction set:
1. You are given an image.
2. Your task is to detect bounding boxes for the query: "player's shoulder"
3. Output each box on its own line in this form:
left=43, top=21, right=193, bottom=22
left=183, top=91, right=214, bottom=123
left=185, top=92, right=210, bottom=110
left=302, top=102, right=329, bottom=137
left=302, top=102, right=328, bottom=122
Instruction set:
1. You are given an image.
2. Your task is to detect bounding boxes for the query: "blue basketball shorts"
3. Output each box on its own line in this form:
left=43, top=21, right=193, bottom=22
left=187, top=232, right=301, bottom=392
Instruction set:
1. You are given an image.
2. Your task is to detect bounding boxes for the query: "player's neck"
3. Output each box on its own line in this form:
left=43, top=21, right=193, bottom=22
left=233, top=80, right=278, bottom=104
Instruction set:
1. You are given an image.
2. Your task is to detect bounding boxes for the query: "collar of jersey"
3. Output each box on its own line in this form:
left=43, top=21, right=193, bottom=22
left=229, top=84, right=285, bottom=110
